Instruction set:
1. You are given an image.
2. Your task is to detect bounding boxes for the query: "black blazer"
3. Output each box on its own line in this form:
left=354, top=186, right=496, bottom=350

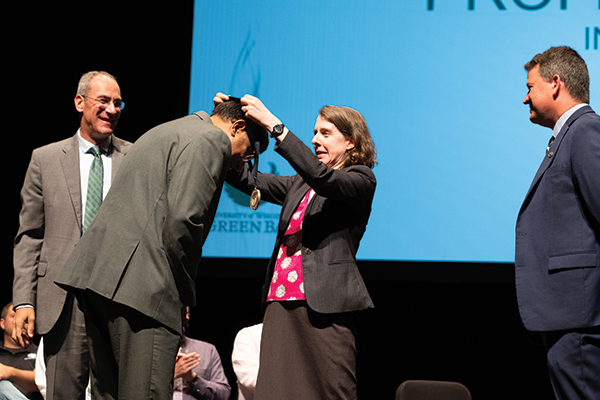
left=228, top=131, right=376, bottom=314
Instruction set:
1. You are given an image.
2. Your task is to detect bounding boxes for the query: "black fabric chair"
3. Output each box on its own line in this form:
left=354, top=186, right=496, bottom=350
left=395, top=380, right=472, bottom=400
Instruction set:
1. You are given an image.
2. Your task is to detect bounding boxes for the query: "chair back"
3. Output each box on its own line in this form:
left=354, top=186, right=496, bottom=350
left=395, top=380, right=472, bottom=400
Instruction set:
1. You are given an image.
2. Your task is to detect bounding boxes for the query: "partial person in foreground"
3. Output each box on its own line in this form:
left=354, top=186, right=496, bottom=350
left=515, top=45, right=600, bottom=400
left=55, top=98, right=268, bottom=400
left=220, top=93, right=377, bottom=400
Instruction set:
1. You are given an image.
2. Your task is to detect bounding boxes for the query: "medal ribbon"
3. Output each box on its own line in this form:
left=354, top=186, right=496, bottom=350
left=250, top=141, right=261, bottom=210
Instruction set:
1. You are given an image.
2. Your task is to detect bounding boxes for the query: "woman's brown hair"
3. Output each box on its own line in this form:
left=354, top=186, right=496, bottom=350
left=319, top=105, right=377, bottom=169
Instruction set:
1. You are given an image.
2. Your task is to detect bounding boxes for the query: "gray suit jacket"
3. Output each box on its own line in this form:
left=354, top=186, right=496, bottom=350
left=515, top=105, right=600, bottom=332
left=228, top=131, right=376, bottom=314
left=13, top=133, right=132, bottom=335
left=56, top=111, right=231, bottom=333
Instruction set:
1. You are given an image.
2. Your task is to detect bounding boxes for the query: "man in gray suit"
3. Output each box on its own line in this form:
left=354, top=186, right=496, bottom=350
left=516, top=46, right=600, bottom=399
left=12, top=71, right=133, bottom=400
left=55, top=98, right=268, bottom=399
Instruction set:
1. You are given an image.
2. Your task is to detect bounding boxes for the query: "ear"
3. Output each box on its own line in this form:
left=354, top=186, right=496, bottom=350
left=74, top=94, right=85, bottom=113
left=551, top=74, right=561, bottom=99
left=0, top=318, right=5, bottom=331
left=231, top=119, right=247, bottom=136
left=346, top=137, right=356, bottom=151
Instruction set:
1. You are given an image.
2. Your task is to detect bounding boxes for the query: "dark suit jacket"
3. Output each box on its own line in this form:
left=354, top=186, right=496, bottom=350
left=56, top=111, right=231, bottom=333
left=13, top=134, right=132, bottom=335
left=515, top=105, right=600, bottom=332
left=228, top=131, right=376, bottom=314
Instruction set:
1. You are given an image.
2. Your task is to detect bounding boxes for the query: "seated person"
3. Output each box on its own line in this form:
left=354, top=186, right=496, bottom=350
left=0, top=302, right=42, bottom=400
left=231, top=323, right=262, bottom=400
left=173, top=308, right=230, bottom=400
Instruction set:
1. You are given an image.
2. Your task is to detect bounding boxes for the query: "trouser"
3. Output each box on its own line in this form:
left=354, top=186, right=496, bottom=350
left=0, top=380, right=30, bottom=400
left=79, top=291, right=180, bottom=400
left=541, top=327, right=600, bottom=400
left=44, top=293, right=89, bottom=400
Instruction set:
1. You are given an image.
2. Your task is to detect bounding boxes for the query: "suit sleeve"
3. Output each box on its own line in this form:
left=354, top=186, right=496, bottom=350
left=162, top=131, right=230, bottom=306
left=189, top=344, right=231, bottom=400
left=13, top=150, right=44, bottom=307
left=570, top=115, right=600, bottom=229
left=275, top=131, right=376, bottom=209
left=226, top=165, right=294, bottom=206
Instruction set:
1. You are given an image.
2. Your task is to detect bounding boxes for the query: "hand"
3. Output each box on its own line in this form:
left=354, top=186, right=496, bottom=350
left=213, top=92, right=230, bottom=107
left=12, top=307, right=35, bottom=348
left=240, top=94, right=282, bottom=132
left=0, top=362, right=10, bottom=381
left=174, top=350, right=201, bottom=382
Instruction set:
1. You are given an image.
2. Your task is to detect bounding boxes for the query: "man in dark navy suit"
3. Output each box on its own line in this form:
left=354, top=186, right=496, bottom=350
left=515, top=46, right=600, bottom=400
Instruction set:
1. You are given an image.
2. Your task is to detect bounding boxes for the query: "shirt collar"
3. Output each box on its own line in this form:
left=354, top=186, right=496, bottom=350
left=77, top=129, right=112, bottom=154
left=552, top=103, right=587, bottom=138
left=0, top=337, right=34, bottom=354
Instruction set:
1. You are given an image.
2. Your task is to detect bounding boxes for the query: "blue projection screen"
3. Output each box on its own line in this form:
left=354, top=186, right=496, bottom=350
left=189, top=1, right=599, bottom=263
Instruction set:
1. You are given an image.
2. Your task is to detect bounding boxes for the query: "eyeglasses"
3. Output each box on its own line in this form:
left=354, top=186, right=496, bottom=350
left=83, top=95, right=125, bottom=110
left=242, top=153, right=255, bottom=163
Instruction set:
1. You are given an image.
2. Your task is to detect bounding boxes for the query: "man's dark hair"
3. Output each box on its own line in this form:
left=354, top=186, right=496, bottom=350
left=211, top=98, right=269, bottom=153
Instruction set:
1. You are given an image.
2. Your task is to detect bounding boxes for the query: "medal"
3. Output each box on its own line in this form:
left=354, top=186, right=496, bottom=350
left=250, top=186, right=261, bottom=210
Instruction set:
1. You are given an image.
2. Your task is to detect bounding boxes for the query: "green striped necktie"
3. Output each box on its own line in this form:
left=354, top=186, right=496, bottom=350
left=83, top=145, right=104, bottom=233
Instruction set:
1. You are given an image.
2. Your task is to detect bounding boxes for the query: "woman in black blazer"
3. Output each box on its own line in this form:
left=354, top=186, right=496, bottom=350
left=221, top=94, right=377, bottom=400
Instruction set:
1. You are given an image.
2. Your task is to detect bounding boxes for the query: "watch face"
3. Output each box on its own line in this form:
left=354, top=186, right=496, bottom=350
left=272, top=124, right=284, bottom=136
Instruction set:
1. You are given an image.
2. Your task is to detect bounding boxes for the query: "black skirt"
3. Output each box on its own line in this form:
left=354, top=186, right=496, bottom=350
left=254, top=301, right=357, bottom=400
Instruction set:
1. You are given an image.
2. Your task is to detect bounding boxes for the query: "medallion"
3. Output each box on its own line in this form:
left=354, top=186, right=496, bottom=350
left=250, top=186, right=261, bottom=210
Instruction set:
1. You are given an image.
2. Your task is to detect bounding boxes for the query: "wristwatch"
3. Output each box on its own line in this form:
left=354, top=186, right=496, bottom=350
left=270, top=124, right=285, bottom=138
left=188, top=373, right=199, bottom=386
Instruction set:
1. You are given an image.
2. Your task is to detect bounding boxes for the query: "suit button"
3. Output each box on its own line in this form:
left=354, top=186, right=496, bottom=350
left=305, top=249, right=312, bottom=255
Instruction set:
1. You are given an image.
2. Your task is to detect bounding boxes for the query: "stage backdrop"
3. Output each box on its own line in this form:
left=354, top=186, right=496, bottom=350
left=189, top=0, right=599, bottom=262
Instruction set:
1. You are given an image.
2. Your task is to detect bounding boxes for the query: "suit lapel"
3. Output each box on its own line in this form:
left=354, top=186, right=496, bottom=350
left=61, top=135, right=82, bottom=233
left=111, top=137, right=126, bottom=181
left=521, top=106, right=593, bottom=208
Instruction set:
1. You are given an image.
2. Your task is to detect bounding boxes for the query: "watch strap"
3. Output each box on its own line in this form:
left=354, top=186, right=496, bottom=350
left=270, top=124, right=285, bottom=138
